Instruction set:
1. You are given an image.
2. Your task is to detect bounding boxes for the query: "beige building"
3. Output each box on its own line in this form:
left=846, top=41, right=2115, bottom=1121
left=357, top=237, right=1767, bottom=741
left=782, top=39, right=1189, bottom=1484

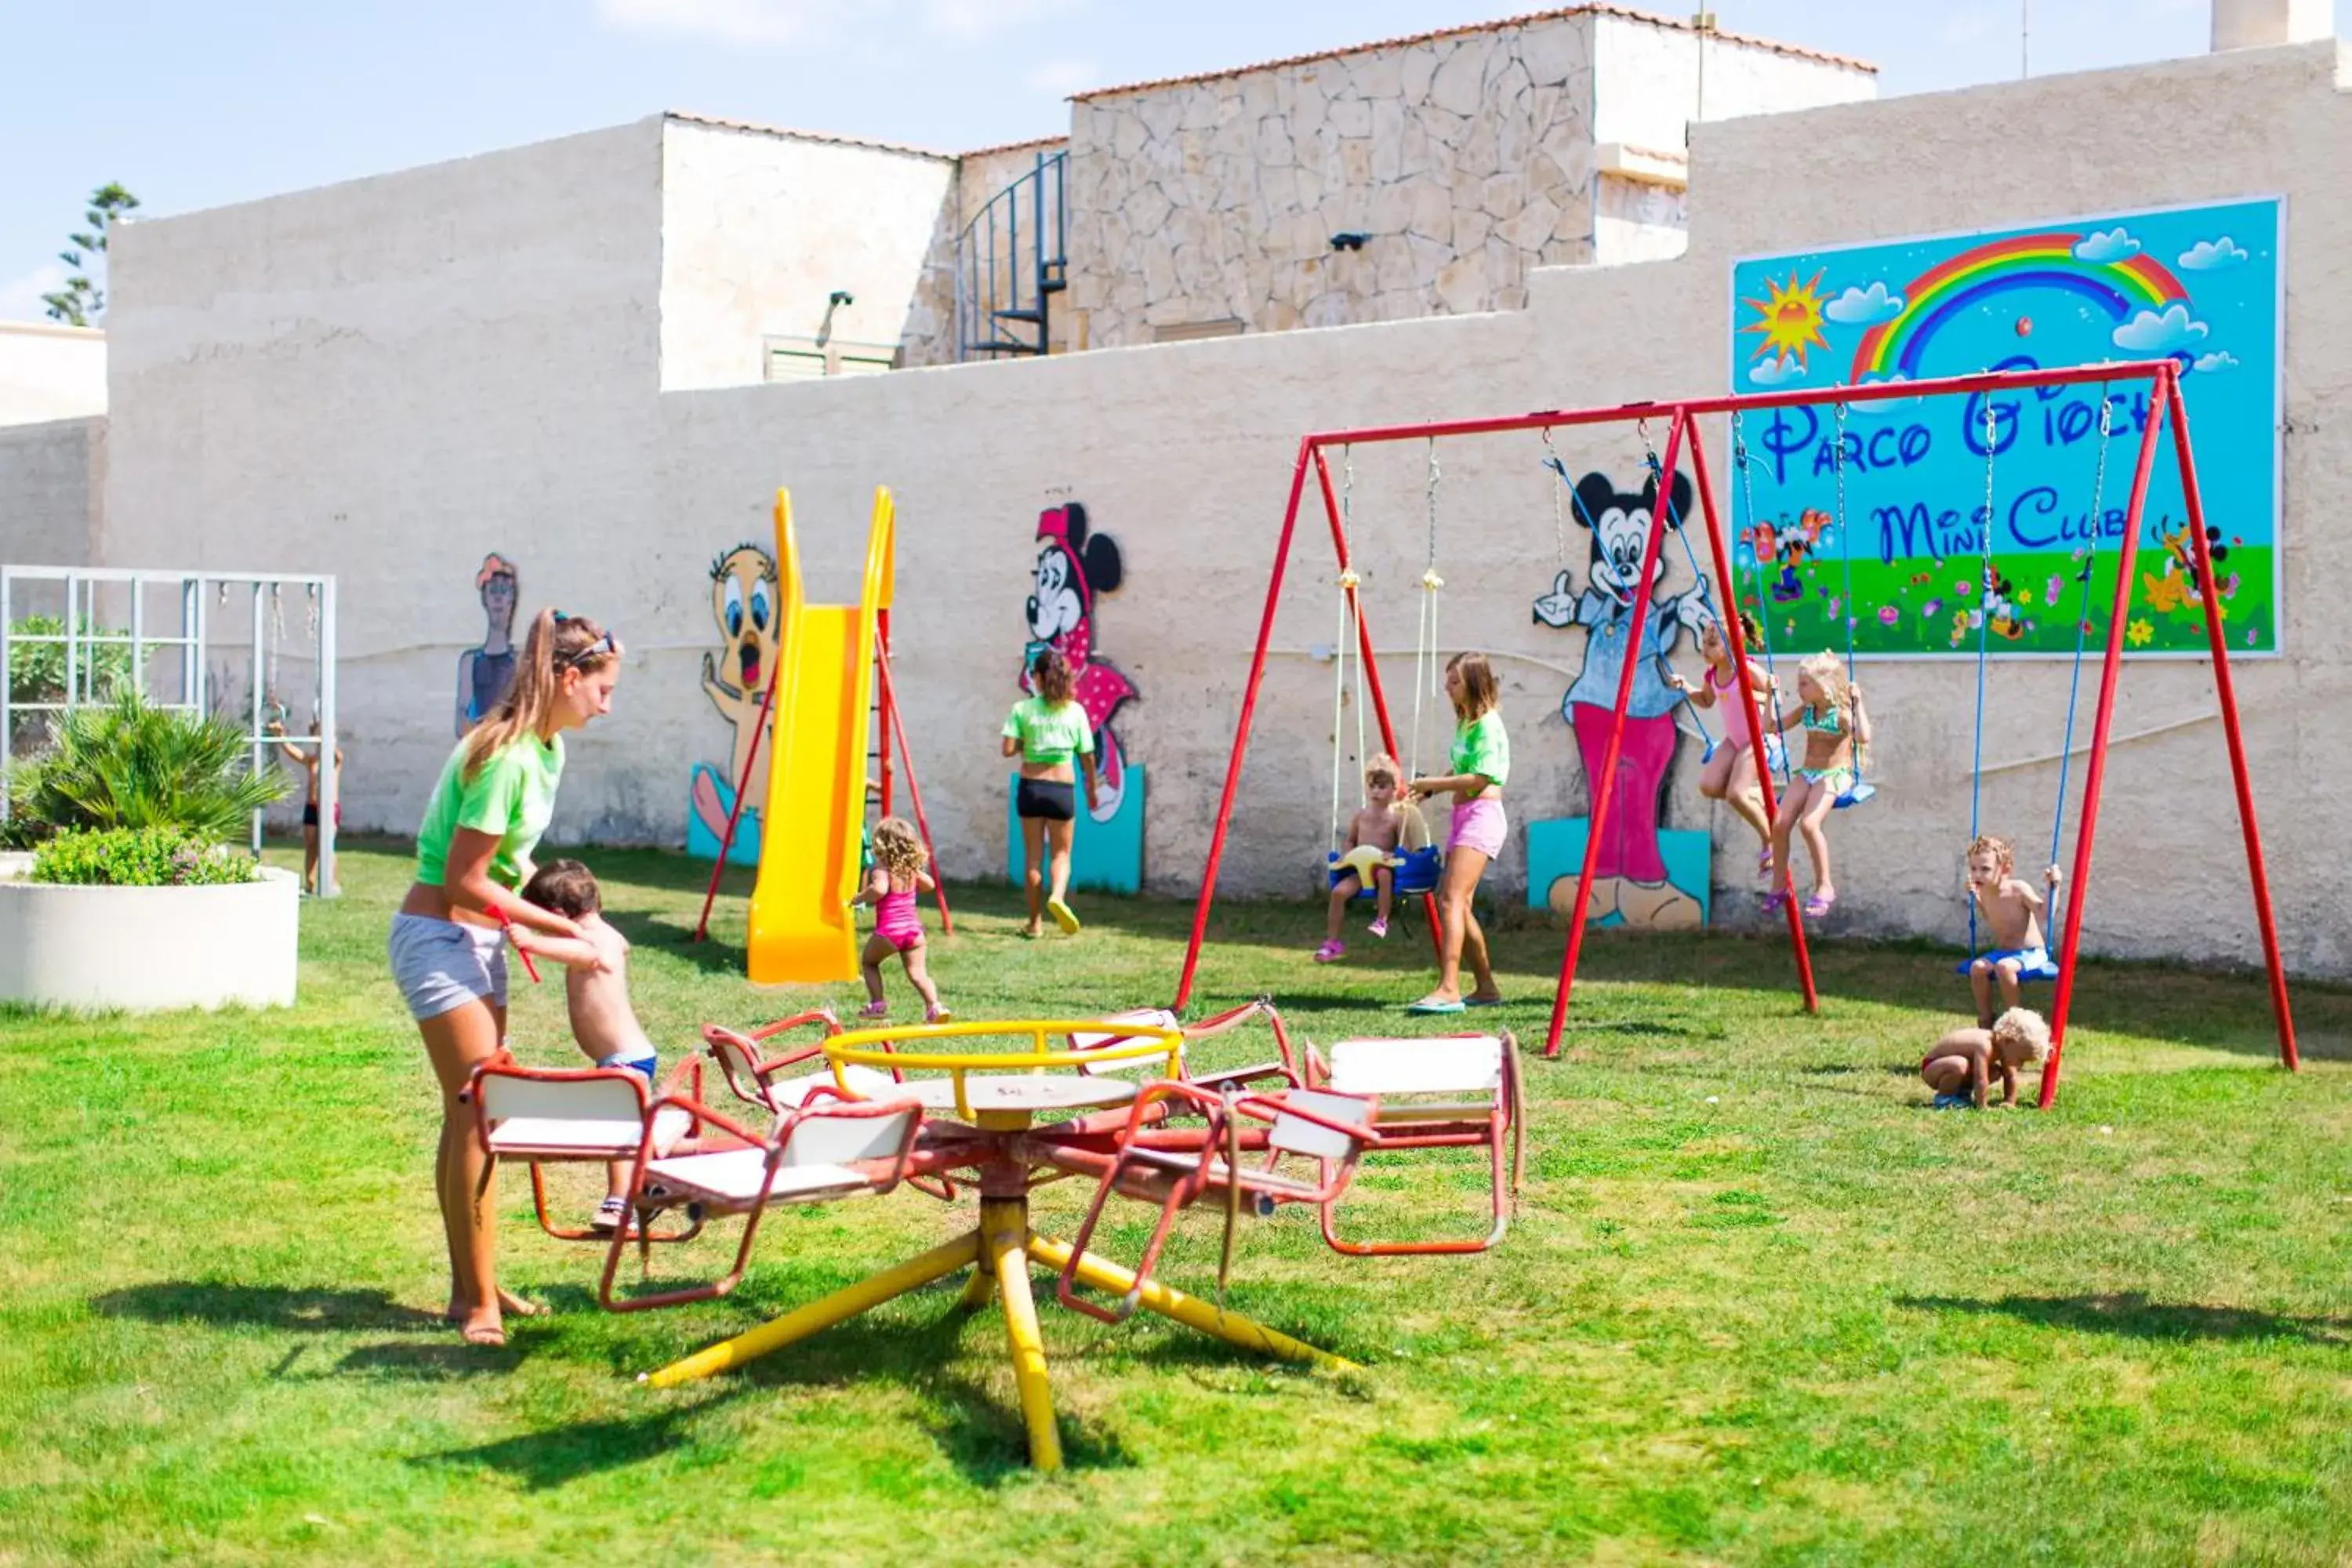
left=8, top=5, right=2350, bottom=981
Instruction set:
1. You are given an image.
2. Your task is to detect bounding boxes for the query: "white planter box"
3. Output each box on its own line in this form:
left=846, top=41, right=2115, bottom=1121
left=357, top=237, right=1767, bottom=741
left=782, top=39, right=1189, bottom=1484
left=0, top=852, right=299, bottom=1011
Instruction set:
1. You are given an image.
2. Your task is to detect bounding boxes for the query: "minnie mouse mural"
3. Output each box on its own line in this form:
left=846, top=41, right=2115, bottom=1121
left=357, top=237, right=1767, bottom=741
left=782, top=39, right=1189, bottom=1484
left=1022, top=503, right=1137, bottom=823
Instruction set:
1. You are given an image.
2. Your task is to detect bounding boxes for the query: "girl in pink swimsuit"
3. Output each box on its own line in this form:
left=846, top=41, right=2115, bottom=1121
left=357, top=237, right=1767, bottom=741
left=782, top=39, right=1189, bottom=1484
left=854, top=818, right=949, bottom=1022
left=1666, top=612, right=1779, bottom=874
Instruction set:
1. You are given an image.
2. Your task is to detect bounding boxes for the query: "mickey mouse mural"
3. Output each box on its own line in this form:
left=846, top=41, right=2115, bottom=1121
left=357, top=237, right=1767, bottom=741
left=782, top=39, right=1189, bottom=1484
left=1526, top=468, right=1713, bottom=931
left=1007, top=502, right=1146, bottom=892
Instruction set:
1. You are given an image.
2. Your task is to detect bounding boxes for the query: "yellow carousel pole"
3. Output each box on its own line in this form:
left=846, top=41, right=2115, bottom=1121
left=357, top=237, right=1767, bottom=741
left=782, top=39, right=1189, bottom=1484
left=640, top=1230, right=981, bottom=1389
left=1029, top=1235, right=1357, bottom=1373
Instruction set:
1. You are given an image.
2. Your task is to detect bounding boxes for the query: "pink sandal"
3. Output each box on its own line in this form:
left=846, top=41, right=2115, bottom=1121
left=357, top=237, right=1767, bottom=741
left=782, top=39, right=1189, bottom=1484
left=1802, top=891, right=1837, bottom=919
left=1313, top=939, right=1346, bottom=964
left=857, top=1000, right=889, bottom=1020
left=1761, top=891, right=1790, bottom=916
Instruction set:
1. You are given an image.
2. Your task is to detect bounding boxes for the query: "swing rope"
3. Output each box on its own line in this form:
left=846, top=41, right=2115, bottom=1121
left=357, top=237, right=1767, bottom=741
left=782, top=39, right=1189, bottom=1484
left=2043, top=388, right=2113, bottom=940
left=1966, top=396, right=2002, bottom=956
left=1829, top=404, right=1872, bottom=804
left=1731, top=413, right=1791, bottom=787
left=1637, top=428, right=1719, bottom=759
left=1330, top=448, right=1370, bottom=850
left=1410, top=439, right=1443, bottom=779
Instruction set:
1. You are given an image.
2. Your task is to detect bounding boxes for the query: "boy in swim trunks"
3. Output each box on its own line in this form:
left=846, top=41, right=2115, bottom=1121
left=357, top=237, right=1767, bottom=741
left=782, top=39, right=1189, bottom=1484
left=1963, top=834, right=2063, bottom=1026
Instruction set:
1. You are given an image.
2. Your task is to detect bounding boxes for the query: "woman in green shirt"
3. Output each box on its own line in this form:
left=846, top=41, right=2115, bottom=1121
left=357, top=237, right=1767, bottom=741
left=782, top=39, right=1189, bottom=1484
left=1001, top=648, right=1100, bottom=937
left=387, top=609, right=622, bottom=1348
left=1406, top=651, right=1509, bottom=1013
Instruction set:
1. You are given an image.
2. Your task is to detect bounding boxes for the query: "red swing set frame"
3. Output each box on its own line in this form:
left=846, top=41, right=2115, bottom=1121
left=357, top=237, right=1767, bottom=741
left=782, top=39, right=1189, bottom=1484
left=1174, top=361, right=2296, bottom=1108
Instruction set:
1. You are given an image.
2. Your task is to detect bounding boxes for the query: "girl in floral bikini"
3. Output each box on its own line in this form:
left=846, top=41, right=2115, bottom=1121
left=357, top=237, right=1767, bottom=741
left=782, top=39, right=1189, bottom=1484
left=1763, top=652, right=1870, bottom=920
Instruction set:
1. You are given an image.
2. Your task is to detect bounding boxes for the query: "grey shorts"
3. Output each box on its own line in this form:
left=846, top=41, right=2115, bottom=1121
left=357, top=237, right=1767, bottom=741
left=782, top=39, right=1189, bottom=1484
left=388, top=913, right=509, bottom=1022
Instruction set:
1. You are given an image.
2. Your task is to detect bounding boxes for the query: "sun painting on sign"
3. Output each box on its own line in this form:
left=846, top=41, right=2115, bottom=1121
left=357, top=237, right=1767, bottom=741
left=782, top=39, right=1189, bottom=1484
left=1740, top=269, right=1831, bottom=372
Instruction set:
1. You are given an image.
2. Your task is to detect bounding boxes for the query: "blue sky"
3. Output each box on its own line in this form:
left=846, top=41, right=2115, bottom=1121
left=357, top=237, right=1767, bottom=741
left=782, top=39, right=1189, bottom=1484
left=0, top=0, right=2270, bottom=321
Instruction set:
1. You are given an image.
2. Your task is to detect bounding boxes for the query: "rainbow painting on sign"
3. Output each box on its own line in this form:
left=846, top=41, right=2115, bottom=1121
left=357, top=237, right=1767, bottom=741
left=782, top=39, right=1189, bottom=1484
left=1727, top=198, right=2282, bottom=657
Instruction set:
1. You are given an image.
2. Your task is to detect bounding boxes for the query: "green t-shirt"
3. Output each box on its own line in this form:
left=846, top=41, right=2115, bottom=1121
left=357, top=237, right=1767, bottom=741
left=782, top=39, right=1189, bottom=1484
left=1002, top=697, right=1095, bottom=767
left=1450, top=710, right=1510, bottom=789
left=415, top=733, right=565, bottom=890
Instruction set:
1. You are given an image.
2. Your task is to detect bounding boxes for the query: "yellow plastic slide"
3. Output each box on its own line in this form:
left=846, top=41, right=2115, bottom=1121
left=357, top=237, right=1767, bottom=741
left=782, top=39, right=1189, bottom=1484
left=746, top=486, right=895, bottom=985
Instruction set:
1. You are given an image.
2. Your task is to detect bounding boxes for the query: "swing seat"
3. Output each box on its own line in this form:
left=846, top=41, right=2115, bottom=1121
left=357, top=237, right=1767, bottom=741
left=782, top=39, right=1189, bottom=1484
left=1955, top=949, right=2061, bottom=984
left=1832, top=780, right=1875, bottom=811
left=1329, top=845, right=1441, bottom=897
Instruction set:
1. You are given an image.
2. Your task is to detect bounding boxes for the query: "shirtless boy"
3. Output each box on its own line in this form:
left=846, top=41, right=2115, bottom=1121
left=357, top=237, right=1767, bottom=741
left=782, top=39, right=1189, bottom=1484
left=520, top=858, right=659, bottom=1232
left=1964, top=834, right=2062, bottom=1026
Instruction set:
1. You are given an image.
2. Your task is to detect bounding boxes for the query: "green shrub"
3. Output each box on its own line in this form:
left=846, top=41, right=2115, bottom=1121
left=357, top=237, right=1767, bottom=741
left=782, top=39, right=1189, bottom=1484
left=5, top=615, right=135, bottom=707
left=30, top=826, right=261, bottom=887
left=6, top=692, right=286, bottom=840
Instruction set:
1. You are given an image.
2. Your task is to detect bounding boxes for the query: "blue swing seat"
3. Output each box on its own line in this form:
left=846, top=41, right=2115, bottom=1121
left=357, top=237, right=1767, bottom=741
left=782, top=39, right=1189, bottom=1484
left=1832, top=780, right=1875, bottom=811
left=1954, top=947, right=2061, bottom=984
left=1329, top=845, right=1442, bottom=898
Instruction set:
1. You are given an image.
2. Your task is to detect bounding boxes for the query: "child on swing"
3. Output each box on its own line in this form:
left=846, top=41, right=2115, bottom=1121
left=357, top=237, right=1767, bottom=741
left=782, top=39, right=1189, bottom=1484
left=1962, top=833, right=2063, bottom=1025
left=851, top=817, right=949, bottom=1023
left=1315, top=753, right=1419, bottom=963
left=1763, top=651, right=1870, bottom=920
left=1921, top=1007, right=2052, bottom=1109
left=1666, top=611, right=1777, bottom=875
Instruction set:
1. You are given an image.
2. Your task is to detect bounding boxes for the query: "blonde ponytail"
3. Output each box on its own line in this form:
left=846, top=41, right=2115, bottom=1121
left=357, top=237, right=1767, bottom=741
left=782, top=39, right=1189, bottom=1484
left=460, top=608, right=618, bottom=779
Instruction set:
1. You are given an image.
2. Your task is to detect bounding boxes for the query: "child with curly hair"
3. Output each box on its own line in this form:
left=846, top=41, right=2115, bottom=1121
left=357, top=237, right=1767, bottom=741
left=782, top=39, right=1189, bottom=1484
left=853, top=817, right=948, bottom=1022
left=1921, top=1007, right=2052, bottom=1109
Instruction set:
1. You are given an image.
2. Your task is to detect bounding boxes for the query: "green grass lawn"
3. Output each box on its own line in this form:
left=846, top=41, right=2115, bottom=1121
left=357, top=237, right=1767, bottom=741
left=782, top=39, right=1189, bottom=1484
left=5, top=840, right=2347, bottom=1566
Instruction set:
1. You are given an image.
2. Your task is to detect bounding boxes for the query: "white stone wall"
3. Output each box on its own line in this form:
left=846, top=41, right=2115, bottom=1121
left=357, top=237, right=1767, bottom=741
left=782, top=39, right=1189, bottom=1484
left=102, top=120, right=673, bottom=843
left=658, top=118, right=956, bottom=390
left=0, top=323, right=107, bottom=427
left=71, top=42, right=2352, bottom=979
left=1067, top=13, right=1602, bottom=346
left=1588, top=13, right=1875, bottom=152
left=0, top=416, right=105, bottom=568
left=1595, top=174, right=1690, bottom=264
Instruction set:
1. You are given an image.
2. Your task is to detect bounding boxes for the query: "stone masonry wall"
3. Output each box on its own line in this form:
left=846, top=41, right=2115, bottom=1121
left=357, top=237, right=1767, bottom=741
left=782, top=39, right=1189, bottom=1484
left=1065, top=13, right=1601, bottom=345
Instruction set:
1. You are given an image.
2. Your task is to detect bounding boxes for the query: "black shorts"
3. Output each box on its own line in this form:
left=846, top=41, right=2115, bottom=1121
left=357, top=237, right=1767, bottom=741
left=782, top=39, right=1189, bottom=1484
left=302, top=803, right=320, bottom=827
left=1016, top=778, right=1076, bottom=822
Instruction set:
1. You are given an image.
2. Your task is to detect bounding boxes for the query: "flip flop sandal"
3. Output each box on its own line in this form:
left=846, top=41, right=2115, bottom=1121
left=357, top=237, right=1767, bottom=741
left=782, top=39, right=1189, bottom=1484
left=1465, top=995, right=1507, bottom=1008
left=1047, top=898, right=1081, bottom=935
left=1406, top=996, right=1468, bottom=1014
left=1802, top=892, right=1838, bottom=918
left=1761, top=891, right=1791, bottom=916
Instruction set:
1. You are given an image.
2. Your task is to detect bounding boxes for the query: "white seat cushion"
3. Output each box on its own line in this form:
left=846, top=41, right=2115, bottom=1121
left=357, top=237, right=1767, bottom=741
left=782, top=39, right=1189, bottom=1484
left=1118, top=1144, right=1325, bottom=1198
left=642, top=1148, right=869, bottom=1207
left=488, top=1106, right=691, bottom=1158
left=1329, top=1036, right=1504, bottom=1096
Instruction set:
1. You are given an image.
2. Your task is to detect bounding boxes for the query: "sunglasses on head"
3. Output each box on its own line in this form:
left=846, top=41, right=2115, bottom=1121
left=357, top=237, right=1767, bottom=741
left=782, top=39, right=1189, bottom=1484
left=550, top=614, right=617, bottom=669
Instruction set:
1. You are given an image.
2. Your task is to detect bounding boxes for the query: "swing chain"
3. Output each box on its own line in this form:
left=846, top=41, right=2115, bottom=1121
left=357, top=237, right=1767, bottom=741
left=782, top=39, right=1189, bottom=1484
left=1542, top=426, right=1566, bottom=568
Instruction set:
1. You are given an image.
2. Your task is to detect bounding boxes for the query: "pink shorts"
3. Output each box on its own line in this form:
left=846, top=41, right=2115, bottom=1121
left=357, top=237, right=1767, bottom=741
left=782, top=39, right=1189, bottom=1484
left=1446, top=797, right=1508, bottom=859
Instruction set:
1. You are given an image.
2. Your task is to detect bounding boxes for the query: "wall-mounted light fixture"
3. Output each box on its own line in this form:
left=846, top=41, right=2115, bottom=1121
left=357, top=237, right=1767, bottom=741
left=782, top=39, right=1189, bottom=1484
left=1329, top=232, right=1370, bottom=252
left=817, top=289, right=855, bottom=347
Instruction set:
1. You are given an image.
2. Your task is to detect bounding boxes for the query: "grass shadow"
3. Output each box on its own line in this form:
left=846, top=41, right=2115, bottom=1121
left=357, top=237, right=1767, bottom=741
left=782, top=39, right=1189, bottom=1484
left=91, top=1282, right=444, bottom=1333
left=1899, top=1291, right=2352, bottom=1346
left=336, top=1339, right=532, bottom=1378
left=414, top=1388, right=743, bottom=1489
left=601, top=908, right=746, bottom=976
